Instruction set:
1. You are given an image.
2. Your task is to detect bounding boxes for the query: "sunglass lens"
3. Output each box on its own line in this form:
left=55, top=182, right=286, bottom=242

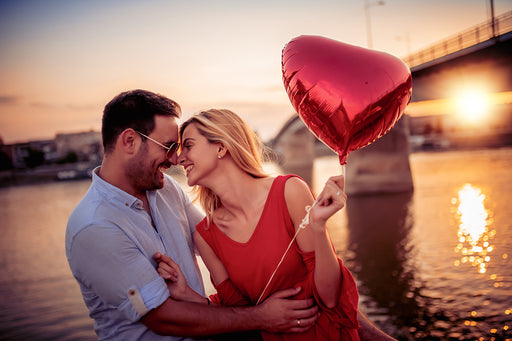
left=167, top=144, right=179, bottom=157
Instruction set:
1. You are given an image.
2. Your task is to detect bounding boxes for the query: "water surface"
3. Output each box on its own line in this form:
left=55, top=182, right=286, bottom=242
left=0, top=148, right=511, bottom=340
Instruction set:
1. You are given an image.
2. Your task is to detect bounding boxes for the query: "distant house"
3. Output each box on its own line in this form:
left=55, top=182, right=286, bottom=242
left=0, top=130, right=103, bottom=170
left=1, top=139, right=56, bottom=169
left=54, top=130, right=103, bottom=163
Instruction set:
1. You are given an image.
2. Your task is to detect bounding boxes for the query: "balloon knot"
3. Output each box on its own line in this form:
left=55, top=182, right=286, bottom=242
left=299, top=202, right=316, bottom=229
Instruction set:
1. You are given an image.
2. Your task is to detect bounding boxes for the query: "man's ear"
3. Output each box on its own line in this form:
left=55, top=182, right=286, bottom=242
left=118, top=129, right=139, bottom=155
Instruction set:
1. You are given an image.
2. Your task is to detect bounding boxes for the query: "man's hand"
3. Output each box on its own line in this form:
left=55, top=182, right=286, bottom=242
left=256, top=287, right=319, bottom=333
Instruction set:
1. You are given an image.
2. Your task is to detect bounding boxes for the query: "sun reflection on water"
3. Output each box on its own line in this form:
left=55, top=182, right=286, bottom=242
left=452, top=184, right=494, bottom=274
left=452, top=184, right=512, bottom=338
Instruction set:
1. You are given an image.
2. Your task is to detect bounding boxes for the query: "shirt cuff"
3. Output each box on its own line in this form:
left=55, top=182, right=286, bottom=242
left=120, top=276, right=170, bottom=322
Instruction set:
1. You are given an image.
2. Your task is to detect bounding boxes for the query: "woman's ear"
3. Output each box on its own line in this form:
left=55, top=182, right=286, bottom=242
left=217, top=142, right=227, bottom=158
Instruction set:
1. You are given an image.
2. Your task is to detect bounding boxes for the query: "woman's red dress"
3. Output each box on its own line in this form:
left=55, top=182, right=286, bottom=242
left=196, top=175, right=360, bottom=340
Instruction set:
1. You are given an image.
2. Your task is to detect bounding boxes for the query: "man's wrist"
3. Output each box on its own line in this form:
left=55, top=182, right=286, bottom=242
left=248, top=303, right=265, bottom=330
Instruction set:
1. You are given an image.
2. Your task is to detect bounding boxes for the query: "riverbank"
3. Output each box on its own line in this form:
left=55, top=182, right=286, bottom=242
left=2, top=140, right=511, bottom=188
left=0, top=163, right=97, bottom=188
left=0, top=162, right=187, bottom=188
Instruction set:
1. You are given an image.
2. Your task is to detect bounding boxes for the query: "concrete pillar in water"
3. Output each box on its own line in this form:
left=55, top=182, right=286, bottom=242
left=270, top=123, right=315, bottom=185
left=345, top=115, right=414, bottom=195
left=270, top=114, right=414, bottom=195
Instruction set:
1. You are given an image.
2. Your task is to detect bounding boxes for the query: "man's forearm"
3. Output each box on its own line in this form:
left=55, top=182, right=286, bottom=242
left=142, top=298, right=262, bottom=337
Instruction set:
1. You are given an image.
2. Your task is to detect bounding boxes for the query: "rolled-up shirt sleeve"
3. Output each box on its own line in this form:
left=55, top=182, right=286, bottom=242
left=69, top=224, right=169, bottom=322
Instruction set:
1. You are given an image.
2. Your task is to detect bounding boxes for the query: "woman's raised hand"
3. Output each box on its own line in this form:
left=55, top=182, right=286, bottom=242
left=309, top=175, right=347, bottom=229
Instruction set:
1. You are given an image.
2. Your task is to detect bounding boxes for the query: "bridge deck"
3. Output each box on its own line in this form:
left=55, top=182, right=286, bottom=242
left=403, top=10, right=512, bottom=70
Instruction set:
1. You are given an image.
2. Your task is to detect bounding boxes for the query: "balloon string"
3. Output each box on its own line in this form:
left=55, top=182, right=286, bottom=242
left=256, top=198, right=318, bottom=305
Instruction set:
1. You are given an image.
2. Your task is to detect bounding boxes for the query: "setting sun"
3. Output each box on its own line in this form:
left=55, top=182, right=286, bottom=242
left=455, top=89, right=490, bottom=123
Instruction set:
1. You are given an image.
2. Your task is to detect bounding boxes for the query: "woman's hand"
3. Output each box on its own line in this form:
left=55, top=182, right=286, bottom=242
left=153, top=252, right=205, bottom=303
left=309, top=175, right=347, bottom=230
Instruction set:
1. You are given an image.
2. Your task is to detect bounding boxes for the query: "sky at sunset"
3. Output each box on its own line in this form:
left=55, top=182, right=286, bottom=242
left=1, top=0, right=511, bottom=144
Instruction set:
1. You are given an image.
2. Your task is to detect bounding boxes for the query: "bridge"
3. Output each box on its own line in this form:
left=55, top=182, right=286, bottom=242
left=407, top=10, right=512, bottom=102
left=270, top=11, right=512, bottom=195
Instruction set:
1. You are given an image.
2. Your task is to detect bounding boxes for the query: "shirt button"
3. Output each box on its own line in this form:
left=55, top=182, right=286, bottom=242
left=125, top=203, right=129, bottom=207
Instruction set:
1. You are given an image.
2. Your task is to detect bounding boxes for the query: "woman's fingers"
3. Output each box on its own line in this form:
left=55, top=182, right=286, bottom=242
left=154, top=252, right=181, bottom=281
left=310, top=175, right=348, bottom=225
left=316, top=175, right=346, bottom=207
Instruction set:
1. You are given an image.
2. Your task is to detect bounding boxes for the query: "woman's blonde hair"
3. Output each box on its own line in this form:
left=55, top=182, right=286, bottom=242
left=179, top=109, right=269, bottom=225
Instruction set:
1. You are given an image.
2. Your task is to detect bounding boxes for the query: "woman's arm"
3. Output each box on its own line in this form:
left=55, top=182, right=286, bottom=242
left=195, top=230, right=259, bottom=308
left=193, top=230, right=229, bottom=287
left=285, top=176, right=346, bottom=308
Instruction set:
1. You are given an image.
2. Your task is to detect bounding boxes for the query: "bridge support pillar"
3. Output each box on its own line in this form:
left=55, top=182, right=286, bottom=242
left=274, top=126, right=316, bottom=185
left=271, top=114, right=414, bottom=196
left=345, top=115, right=414, bottom=195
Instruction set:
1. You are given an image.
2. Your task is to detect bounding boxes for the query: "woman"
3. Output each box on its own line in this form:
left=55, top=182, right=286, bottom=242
left=157, top=109, right=360, bottom=340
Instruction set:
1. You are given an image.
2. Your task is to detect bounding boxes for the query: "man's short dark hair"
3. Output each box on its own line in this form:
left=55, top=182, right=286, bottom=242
left=102, top=89, right=181, bottom=153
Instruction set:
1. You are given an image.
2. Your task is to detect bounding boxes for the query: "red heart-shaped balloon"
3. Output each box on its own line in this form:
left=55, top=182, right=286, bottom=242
left=282, top=35, right=412, bottom=164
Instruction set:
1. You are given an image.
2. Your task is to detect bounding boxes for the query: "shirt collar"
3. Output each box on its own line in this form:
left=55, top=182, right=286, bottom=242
left=91, top=166, right=146, bottom=210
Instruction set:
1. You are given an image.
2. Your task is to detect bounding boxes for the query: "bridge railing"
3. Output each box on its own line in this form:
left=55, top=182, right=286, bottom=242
left=403, top=10, right=512, bottom=68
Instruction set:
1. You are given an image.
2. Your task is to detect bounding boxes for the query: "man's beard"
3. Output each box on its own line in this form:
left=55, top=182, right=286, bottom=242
left=128, top=149, right=167, bottom=193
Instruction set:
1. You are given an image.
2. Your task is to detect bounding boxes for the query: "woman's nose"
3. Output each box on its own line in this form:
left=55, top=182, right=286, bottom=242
left=177, top=152, right=185, bottom=164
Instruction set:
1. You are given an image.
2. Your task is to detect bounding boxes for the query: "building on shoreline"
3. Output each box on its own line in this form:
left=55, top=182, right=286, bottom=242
left=0, top=130, right=102, bottom=170
left=0, top=130, right=102, bottom=186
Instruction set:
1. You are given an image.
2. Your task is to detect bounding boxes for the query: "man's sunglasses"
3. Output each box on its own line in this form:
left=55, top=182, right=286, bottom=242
left=135, top=130, right=180, bottom=158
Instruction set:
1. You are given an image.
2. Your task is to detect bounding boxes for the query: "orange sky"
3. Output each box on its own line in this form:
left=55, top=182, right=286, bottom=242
left=1, top=0, right=510, bottom=144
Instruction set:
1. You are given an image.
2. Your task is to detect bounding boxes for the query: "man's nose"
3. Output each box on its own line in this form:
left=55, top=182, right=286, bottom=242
left=168, top=151, right=179, bottom=165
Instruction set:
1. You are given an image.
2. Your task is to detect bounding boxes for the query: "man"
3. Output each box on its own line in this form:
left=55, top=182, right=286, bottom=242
left=66, top=89, right=395, bottom=340
left=66, top=89, right=319, bottom=340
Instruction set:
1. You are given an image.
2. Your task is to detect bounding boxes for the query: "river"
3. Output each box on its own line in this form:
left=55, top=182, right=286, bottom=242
left=0, top=148, right=511, bottom=340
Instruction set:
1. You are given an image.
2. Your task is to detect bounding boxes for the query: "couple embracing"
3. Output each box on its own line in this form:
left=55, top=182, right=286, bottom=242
left=66, top=89, right=395, bottom=340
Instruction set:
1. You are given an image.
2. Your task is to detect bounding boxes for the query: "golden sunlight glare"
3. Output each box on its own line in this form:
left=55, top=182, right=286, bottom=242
left=455, top=89, right=490, bottom=123
left=458, top=184, right=487, bottom=243
left=454, top=184, right=493, bottom=274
